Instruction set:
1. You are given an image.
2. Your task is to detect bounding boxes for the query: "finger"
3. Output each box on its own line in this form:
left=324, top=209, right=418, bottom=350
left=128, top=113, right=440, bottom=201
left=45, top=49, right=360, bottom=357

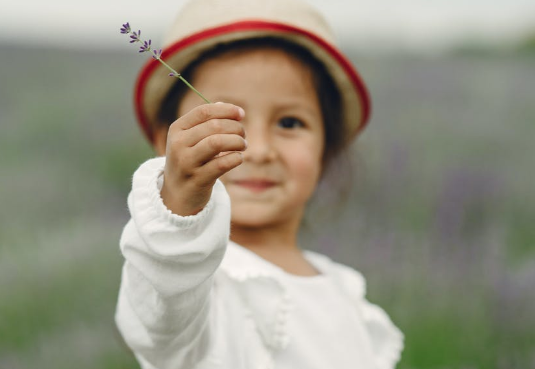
left=190, top=134, right=247, bottom=166
left=171, top=103, right=245, bottom=131
left=194, top=152, right=244, bottom=187
left=179, top=119, right=245, bottom=147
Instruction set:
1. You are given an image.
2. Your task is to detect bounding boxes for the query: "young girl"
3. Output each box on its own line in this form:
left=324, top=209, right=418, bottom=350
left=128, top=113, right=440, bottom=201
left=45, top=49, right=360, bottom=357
left=115, top=0, right=404, bottom=368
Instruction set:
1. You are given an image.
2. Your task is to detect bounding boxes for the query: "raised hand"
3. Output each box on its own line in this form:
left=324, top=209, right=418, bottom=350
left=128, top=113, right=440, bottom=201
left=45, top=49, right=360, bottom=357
left=160, top=103, right=246, bottom=216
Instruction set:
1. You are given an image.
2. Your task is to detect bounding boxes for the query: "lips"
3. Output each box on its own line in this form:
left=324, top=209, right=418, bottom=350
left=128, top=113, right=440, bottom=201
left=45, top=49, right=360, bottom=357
left=233, top=179, right=277, bottom=193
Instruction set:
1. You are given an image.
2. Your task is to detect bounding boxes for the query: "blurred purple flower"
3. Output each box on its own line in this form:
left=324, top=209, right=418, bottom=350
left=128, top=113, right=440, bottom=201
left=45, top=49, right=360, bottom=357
left=433, top=167, right=503, bottom=243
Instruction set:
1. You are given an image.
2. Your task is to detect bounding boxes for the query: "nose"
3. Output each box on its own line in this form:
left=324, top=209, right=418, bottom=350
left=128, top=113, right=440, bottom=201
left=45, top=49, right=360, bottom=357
left=242, top=121, right=276, bottom=164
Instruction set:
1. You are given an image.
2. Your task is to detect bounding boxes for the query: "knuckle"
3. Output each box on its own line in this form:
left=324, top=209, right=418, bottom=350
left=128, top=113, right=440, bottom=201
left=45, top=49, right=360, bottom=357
left=168, top=119, right=178, bottom=131
left=216, top=156, right=231, bottom=172
left=208, top=135, right=222, bottom=151
left=166, top=125, right=177, bottom=140
left=169, top=133, right=184, bottom=147
left=211, top=119, right=224, bottom=133
left=197, top=105, right=212, bottom=121
left=229, top=121, right=242, bottom=135
left=177, top=152, right=194, bottom=172
left=217, top=153, right=240, bottom=172
left=168, top=137, right=188, bottom=154
left=170, top=117, right=186, bottom=132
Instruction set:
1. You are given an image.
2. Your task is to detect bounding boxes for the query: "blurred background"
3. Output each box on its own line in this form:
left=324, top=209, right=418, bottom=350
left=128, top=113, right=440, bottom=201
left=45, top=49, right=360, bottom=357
left=0, top=0, right=534, bottom=368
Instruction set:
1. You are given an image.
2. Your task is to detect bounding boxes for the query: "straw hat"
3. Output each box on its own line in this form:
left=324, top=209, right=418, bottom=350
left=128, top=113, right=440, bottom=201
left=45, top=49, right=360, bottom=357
left=134, top=0, right=371, bottom=145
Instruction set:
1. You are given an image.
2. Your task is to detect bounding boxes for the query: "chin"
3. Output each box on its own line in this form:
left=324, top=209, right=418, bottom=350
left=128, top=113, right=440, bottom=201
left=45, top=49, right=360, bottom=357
left=229, top=204, right=302, bottom=231
left=230, top=214, right=274, bottom=229
left=230, top=207, right=289, bottom=229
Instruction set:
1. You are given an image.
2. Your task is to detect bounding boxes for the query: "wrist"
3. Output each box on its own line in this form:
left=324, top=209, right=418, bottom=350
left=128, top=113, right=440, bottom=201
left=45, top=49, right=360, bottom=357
left=160, top=180, right=210, bottom=216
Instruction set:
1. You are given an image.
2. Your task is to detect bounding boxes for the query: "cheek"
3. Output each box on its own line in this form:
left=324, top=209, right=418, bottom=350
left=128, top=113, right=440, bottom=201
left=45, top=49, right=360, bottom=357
left=287, top=142, right=323, bottom=191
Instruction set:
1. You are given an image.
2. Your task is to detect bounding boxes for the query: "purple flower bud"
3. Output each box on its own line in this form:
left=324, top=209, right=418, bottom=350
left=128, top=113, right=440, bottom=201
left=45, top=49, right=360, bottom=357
left=139, top=39, right=152, bottom=53
left=120, top=22, right=131, bottom=34
left=129, top=30, right=142, bottom=43
left=152, top=49, right=162, bottom=60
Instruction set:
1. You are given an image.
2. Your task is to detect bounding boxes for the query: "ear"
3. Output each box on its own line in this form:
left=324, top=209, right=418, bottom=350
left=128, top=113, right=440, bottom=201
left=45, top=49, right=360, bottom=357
left=152, top=126, right=169, bottom=156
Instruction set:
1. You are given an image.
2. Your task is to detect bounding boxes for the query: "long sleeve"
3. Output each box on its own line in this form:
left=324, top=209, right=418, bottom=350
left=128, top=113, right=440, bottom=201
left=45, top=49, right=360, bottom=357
left=115, top=157, right=231, bottom=369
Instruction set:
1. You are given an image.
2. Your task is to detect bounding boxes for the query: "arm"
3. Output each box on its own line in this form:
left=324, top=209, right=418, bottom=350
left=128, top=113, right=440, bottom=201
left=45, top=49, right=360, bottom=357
left=115, top=158, right=230, bottom=368
left=115, top=103, right=246, bottom=368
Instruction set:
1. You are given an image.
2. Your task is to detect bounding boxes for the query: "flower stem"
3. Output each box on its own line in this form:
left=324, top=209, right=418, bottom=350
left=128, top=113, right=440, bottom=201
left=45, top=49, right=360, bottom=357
left=156, top=58, right=211, bottom=104
left=121, top=23, right=211, bottom=104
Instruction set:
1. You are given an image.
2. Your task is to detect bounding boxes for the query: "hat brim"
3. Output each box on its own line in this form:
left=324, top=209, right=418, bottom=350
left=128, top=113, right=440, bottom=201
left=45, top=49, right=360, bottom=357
left=134, top=20, right=371, bottom=144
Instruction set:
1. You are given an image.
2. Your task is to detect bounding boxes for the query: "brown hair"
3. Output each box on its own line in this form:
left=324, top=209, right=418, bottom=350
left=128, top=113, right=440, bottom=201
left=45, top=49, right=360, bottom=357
left=157, top=37, right=347, bottom=170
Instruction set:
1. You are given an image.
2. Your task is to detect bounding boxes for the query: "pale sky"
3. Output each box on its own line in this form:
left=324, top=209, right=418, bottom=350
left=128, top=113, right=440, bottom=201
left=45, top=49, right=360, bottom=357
left=0, top=0, right=534, bottom=52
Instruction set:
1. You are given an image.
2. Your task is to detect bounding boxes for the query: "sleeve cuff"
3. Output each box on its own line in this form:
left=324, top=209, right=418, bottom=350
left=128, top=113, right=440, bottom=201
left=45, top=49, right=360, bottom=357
left=135, top=156, right=216, bottom=229
left=125, top=156, right=231, bottom=259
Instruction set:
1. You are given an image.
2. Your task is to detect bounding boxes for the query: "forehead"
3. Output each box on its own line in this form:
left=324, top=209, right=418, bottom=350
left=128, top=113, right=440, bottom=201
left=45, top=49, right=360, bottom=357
left=188, top=47, right=319, bottom=107
left=192, top=42, right=316, bottom=82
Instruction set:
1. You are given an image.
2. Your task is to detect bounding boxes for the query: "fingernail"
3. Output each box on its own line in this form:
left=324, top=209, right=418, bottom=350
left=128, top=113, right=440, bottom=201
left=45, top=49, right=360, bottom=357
left=215, top=101, right=224, bottom=104
left=243, top=139, right=248, bottom=149
left=238, top=107, right=245, bottom=119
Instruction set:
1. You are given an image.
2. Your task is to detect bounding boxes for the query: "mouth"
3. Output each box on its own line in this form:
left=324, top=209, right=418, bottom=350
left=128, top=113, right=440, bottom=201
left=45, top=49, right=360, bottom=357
left=232, top=179, right=277, bottom=193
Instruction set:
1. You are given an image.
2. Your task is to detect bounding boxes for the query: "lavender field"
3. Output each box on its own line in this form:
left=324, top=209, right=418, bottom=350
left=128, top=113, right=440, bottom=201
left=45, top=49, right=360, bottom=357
left=0, top=44, right=533, bottom=368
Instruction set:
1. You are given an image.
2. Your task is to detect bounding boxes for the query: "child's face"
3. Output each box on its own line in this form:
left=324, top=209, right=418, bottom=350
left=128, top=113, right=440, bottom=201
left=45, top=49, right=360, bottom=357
left=178, top=47, right=324, bottom=230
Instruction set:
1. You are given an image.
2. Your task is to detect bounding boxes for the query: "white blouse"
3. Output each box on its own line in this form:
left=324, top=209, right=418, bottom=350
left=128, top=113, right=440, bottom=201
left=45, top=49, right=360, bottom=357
left=115, top=157, right=404, bottom=369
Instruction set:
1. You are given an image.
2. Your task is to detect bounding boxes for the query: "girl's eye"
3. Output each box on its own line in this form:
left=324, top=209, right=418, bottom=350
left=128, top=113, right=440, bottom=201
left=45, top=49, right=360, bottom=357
left=278, top=117, right=305, bottom=129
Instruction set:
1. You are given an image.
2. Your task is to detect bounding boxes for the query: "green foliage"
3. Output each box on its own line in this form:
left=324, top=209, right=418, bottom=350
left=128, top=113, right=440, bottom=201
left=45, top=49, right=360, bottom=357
left=1, top=45, right=534, bottom=368
left=516, top=32, right=535, bottom=55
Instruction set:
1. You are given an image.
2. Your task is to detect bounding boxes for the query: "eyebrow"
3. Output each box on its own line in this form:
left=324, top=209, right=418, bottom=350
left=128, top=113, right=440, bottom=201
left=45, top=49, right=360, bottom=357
left=272, top=98, right=321, bottom=119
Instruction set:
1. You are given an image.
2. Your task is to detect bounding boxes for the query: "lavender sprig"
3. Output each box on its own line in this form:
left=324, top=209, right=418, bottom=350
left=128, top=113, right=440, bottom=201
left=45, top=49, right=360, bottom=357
left=120, top=22, right=210, bottom=104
